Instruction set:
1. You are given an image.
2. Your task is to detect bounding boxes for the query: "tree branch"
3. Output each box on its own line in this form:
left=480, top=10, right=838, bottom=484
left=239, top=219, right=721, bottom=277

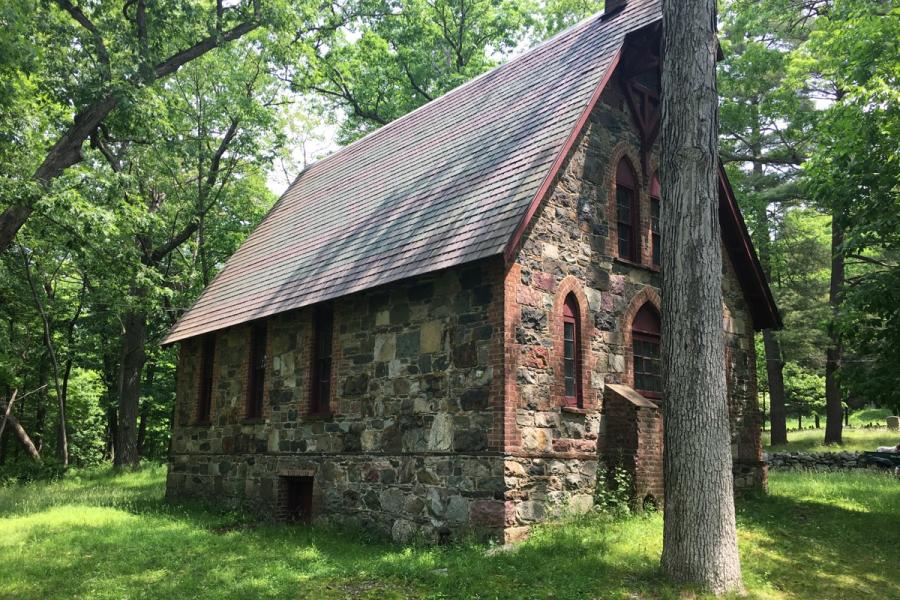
left=55, top=0, right=111, bottom=77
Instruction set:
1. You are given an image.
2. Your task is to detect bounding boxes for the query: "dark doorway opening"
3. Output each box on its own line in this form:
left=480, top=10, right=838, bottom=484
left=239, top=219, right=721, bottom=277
left=280, top=476, right=314, bottom=522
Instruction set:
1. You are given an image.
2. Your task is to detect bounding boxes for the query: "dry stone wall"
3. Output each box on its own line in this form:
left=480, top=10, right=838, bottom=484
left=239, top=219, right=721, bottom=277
left=168, top=259, right=508, bottom=541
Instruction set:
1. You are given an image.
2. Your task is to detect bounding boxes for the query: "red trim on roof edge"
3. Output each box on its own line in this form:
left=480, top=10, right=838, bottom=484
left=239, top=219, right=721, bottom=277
left=503, top=48, right=623, bottom=263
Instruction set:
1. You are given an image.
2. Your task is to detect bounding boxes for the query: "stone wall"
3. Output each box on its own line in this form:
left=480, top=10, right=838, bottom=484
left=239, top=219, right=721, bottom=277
left=767, top=451, right=871, bottom=471
left=168, top=259, right=508, bottom=541
left=168, top=63, right=768, bottom=544
left=502, top=65, right=766, bottom=526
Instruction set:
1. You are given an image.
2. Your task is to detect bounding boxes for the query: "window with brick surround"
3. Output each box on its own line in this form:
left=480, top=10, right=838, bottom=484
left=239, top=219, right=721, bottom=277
left=246, top=321, right=267, bottom=419
left=650, top=175, right=661, bottom=267
left=310, top=303, right=333, bottom=415
left=632, top=303, right=661, bottom=398
left=562, top=293, right=583, bottom=407
left=197, top=334, right=215, bottom=423
left=615, top=158, right=639, bottom=262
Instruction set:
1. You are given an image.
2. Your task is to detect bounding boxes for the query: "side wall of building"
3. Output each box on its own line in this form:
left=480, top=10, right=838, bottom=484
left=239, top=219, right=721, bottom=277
left=167, top=260, right=508, bottom=541
left=503, top=70, right=764, bottom=534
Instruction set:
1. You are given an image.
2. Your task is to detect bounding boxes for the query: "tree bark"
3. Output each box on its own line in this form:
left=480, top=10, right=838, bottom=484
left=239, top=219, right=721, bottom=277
left=764, top=330, right=788, bottom=445
left=824, top=215, right=844, bottom=444
left=660, top=0, right=743, bottom=593
left=114, top=309, right=147, bottom=468
left=0, top=398, right=41, bottom=461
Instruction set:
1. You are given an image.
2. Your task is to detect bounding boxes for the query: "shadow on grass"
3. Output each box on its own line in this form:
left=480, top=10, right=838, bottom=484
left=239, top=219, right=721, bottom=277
left=3, top=482, right=671, bottom=600
left=736, top=478, right=900, bottom=599
left=5, top=468, right=899, bottom=599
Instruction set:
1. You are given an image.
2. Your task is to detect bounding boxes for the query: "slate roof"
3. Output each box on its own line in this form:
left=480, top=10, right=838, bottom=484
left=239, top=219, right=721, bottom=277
left=164, top=0, right=778, bottom=344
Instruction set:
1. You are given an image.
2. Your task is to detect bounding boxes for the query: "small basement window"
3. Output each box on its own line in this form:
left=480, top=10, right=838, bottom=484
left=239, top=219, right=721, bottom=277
left=279, top=476, right=314, bottom=523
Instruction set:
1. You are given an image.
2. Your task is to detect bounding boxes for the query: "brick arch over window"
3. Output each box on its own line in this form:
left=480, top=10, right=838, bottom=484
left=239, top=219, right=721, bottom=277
left=605, top=144, right=644, bottom=263
left=620, top=287, right=662, bottom=392
left=550, top=277, right=595, bottom=410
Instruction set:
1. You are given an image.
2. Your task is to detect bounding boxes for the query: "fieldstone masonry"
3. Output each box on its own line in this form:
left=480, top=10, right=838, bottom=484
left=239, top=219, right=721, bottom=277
left=167, top=64, right=767, bottom=542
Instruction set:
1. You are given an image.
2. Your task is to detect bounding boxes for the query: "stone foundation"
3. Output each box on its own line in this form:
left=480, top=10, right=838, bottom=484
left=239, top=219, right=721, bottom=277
left=167, top=451, right=506, bottom=542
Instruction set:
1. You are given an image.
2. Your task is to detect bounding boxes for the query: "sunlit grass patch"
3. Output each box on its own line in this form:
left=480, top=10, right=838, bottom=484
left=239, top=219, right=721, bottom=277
left=1, top=466, right=897, bottom=599
left=765, top=427, right=898, bottom=454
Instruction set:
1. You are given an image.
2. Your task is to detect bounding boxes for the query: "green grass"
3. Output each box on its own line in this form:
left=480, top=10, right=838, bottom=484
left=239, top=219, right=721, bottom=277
left=1, top=466, right=898, bottom=599
left=848, top=408, right=893, bottom=427
left=765, top=427, right=899, bottom=454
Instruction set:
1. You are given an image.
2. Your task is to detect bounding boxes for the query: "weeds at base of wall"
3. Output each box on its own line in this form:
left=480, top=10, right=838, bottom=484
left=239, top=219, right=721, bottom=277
left=593, top=464, right=634, bottom=518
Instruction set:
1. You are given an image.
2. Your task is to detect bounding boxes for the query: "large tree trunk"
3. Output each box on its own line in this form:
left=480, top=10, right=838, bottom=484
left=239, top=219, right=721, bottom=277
left=115, top=310, right=147, bottom=468
left=763, top=330, right=788, bottom=445
left=660, top=0, right=743, bottom=593
left=824, top=215, right=844, bottom=445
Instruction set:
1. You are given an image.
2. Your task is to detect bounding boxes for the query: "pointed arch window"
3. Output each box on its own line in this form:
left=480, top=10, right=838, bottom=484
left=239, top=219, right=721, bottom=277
left=650, top=175, right=661, bottom=267
left=562, top=293, right=583, bottom=407
left=632, top=303, right=661, bottom=398
left=616, top=159, right=639, bottom=262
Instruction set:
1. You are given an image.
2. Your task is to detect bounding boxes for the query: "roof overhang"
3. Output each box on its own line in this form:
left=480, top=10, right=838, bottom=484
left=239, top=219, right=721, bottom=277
left=718, top=165, right=783, bottom=330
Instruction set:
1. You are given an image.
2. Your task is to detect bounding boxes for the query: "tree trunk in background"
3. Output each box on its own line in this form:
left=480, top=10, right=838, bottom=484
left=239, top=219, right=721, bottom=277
left=35, top=359, right=48, bottom=454
left=824, top=216, right=844, bottom=444
left=747, top=101, right=788, bottom=447
left=137, top=362, right=155, bottom=457
left=660, top=0, right=743, bottom=593
left=105, top=407, right=117, bottom=462
left=0, top=399, right=41, bottom=461
left=115, top=310, right=147, bottom=468
left=764, top=330, right=788, bottom=444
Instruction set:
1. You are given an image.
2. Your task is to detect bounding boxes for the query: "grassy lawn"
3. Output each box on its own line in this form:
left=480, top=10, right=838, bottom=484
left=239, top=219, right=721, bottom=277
left=1, top=466, right=898, bottom=599
left=764, top=427, right=899, bottom=454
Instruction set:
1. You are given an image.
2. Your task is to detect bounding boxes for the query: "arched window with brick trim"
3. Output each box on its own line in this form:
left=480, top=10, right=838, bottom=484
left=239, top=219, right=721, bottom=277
left=632, top=303, right=661, bottom=398
left=650, top=174, right=661, bottom=267
left=615, top=158, right=639, bottom=262
left=562, top=293, right=583, bottom=407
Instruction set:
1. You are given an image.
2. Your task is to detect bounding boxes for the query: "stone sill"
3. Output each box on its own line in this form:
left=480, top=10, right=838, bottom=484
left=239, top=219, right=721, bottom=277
left=613, top=257, right=660, bottom=274
left=241, top=418, right=266, bottom=425
left=304, top=412, right=334, bottom=421
left=192, top=420, right=212, bottom=427
left=561, top=406, right=591, bottom=415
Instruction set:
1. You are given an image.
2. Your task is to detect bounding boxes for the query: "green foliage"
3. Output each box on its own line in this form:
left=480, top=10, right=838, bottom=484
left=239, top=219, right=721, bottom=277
left=765, top=426, right=898, bottom=453
left=799, top=0, right=900, bottom=414
left=783, top=362, right=826, bottom=419
left=64, top=368, right=107, bottom=467
left=305, top=0, right=536, bottom=143
left=593, top=464, right=633, bottom=517
left=1, top=467, right=898, bottom=599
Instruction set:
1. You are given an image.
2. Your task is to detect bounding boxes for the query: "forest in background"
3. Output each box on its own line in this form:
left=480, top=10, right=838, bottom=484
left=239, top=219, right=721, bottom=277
left=0, top=0, right=896, bottom=474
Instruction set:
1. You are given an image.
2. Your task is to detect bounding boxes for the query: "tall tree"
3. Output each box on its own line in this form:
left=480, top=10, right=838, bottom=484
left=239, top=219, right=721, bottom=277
left=0, top=0, right=351, bottom=253
left=719, top=0, right=816, bottom=445
left=84, top=43, right=282, bottom=467
left=799, top=0, right=899, bottom=440
left=660, top=0, right=742, bottom=592
left=304, top=0, right=534, bottom=142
